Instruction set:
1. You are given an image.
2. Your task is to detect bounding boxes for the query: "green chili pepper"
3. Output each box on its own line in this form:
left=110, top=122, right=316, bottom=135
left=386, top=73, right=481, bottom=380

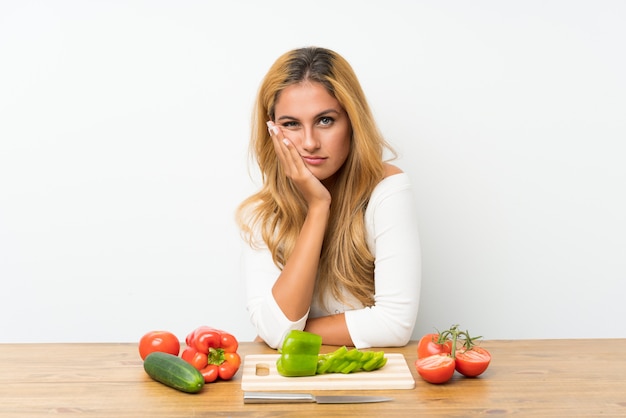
left=276, top=330, right=323, bottom=377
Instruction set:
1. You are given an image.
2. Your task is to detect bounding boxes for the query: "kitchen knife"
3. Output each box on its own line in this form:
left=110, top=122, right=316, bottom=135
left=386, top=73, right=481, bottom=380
left=243, top=391, right=392, bottom=404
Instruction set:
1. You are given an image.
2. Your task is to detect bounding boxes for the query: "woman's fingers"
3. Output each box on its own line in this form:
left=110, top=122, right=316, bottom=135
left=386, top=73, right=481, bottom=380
left=267, top=121, right=330, bottom=204
left=267, top=121, right=303, bottom=177
left=281, top=137, right=308, bottom=175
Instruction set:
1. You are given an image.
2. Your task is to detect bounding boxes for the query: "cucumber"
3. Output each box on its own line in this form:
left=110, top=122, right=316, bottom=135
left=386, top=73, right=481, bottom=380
left=143, top=351, right=205, bottom=393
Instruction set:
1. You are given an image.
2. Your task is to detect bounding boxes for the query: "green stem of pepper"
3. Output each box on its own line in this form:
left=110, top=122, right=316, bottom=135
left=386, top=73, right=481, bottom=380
left=207, top=347, right=225, bottom=365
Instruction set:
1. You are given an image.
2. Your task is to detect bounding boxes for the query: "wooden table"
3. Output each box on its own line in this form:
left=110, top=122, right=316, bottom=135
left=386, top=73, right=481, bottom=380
left=1, top=339, right=625, bottom=416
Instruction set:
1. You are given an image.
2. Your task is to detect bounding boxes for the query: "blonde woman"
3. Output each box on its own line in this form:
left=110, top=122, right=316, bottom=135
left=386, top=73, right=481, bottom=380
left=237, top=47, right=421, bottom=349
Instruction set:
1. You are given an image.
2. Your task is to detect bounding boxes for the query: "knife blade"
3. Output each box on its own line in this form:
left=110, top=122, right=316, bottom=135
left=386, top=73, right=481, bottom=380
left=243, top=391, right=392, bottom=404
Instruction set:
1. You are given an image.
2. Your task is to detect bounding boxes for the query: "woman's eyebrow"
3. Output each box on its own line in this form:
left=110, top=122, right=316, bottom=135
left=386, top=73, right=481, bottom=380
left=276, top=108, right=341, bottom=121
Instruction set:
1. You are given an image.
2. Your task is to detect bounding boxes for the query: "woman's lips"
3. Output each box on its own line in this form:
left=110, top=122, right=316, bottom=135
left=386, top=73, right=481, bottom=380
left=302, top=156, right=326, bottom=166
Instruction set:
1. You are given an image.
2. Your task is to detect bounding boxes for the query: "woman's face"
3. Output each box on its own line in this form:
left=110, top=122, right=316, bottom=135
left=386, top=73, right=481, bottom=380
left=273, top=81, right=352, bottom=186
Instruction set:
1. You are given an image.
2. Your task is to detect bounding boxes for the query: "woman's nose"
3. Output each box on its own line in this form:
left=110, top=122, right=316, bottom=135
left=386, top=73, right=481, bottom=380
left=301, top=127, right=320, bottom=151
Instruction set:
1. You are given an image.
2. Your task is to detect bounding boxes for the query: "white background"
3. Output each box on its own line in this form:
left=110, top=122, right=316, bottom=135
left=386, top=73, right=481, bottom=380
left=1, top=0, right=624, bottom=343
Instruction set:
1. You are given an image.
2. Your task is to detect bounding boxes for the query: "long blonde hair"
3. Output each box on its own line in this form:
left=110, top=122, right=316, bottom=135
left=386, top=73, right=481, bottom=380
left=237, top=47, right=395, bottom=308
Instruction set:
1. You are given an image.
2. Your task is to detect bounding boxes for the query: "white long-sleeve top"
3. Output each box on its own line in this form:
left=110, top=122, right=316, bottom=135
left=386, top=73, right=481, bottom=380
left=242, top=173, right=421, bottom=349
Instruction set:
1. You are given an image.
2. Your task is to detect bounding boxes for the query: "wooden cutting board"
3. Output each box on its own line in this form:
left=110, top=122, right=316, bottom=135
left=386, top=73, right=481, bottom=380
left=240, top=353, right=415, bottom=391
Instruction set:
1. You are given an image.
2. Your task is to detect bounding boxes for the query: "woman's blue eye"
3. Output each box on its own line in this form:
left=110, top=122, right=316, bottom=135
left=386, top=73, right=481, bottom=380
left=319, top=117, right=334, bottom=126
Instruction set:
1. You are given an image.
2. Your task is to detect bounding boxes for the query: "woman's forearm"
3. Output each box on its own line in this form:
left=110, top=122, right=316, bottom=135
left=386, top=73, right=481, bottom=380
left=271, top=203, right=330, bottom=321
left=305, top=313, right=354, bottom=346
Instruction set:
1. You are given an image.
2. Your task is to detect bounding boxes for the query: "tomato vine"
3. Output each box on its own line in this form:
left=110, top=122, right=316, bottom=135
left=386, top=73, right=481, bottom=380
left=436, top=324, right=483, bottom=359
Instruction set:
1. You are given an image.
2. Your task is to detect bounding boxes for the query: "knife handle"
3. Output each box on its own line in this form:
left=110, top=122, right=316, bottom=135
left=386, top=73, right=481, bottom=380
left=244, top=391, right=315, bottom=404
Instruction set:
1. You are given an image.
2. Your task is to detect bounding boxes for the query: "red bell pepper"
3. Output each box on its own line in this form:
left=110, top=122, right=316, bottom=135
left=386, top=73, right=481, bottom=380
left=181, top=326, right=241, bottom=383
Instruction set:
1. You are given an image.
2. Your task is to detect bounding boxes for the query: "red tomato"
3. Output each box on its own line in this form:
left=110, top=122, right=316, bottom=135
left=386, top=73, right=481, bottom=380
left=138, top=330, right=180, bottom=360
left=455, top=346, right=491, bottom=377
left=415, top=354, right=456, bottom=384
left=417, top=333, right=452, bottom=359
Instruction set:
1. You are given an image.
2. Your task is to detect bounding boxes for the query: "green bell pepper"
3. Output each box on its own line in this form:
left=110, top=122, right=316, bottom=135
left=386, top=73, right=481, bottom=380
left=316, top=346, right=388, bottom=374
left=276, top=330, right=323, bottom=377
left=275, top=330, right=388, bottom=377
